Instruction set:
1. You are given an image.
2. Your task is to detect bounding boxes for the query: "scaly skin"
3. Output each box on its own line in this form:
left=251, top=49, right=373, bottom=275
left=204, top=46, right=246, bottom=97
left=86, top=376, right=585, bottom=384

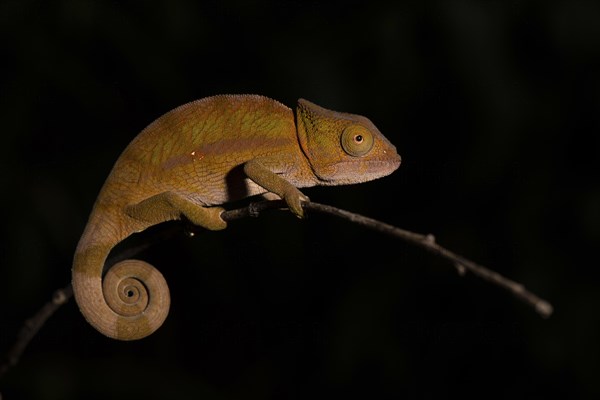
left=72, top=94, right=401, bottom=340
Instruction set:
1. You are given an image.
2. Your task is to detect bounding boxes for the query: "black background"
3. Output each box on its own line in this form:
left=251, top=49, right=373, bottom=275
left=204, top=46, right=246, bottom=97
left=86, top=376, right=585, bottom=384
left=1, top=0, right=599, bottom=399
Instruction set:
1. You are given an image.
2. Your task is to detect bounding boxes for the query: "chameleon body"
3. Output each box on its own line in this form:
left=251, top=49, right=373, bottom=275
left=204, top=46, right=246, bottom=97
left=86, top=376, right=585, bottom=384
left=72, top=94, right=401, bottom=340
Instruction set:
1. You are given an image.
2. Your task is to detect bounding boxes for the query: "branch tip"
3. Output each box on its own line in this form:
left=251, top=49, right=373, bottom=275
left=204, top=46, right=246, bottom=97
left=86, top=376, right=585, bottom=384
left=536, top=301, right=554, bottom=318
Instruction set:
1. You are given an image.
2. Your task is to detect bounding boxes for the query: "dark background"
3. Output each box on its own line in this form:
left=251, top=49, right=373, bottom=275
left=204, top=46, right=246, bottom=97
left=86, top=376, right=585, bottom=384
left=1, top=0, right=598, bottom=398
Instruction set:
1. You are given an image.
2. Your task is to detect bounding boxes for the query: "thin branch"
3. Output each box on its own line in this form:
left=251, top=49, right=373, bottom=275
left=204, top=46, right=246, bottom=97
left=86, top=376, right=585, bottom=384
left=301, top=202, right=553, bottom=318
left=209, top=200, right=552, bottom=317
left=0, top=285, right=72, bottom=380
left=0, top=199, right=553, bottom=382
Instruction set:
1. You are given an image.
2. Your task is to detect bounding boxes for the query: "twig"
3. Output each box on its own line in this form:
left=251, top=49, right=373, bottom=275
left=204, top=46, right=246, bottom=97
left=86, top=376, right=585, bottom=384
left=301, top=202, right=553, bottom=318
left=212, top=200, right=552, bottom=317
left=0, top=285, right=72, bottom=380
left=0, top=199, right=553, bottom=382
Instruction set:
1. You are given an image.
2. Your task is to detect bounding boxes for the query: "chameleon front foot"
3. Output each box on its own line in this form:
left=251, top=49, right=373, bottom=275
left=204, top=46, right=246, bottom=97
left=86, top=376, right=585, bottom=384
left=282, top=188, right=310, bottom=218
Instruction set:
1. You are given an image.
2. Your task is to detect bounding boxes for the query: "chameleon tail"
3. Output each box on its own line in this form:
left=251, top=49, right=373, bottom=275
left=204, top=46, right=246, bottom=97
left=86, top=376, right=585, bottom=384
left=72, top=235, right=170, bottom=341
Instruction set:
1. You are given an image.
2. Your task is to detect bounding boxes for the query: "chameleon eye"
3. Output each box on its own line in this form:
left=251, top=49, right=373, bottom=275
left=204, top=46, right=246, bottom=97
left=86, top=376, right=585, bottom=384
left=341, top=125, right=374, bottom=157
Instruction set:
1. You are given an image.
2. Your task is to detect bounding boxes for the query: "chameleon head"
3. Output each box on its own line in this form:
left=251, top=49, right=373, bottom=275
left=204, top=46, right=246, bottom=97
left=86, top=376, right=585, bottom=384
left=295, top=99, right=401, bottom=185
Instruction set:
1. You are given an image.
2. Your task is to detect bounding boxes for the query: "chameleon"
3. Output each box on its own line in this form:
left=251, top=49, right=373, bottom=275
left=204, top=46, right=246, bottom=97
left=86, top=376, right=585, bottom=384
left=72, top=94, right=401, bottom=341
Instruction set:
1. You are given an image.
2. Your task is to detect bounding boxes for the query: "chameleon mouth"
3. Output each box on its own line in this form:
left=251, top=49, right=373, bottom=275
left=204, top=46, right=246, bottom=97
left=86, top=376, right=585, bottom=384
left=317, top=156, right=401, bottom=185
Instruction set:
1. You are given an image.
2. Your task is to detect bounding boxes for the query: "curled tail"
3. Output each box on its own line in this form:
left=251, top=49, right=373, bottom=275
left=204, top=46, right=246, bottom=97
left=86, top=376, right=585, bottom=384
left=72, top=230, right=170, bottom=340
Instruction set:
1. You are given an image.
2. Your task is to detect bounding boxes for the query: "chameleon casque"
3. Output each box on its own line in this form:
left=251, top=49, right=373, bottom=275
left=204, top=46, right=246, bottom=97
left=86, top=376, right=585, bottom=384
left=72, top=94, right=401, bottom=340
